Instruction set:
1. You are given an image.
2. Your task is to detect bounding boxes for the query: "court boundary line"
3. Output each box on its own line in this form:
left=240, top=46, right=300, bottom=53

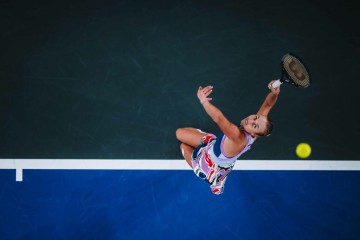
left=1, top=159, right=360, bottom=182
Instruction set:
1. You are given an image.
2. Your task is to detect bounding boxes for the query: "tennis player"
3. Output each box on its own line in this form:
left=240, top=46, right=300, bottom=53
left=176, top=80, right=281, bottom=194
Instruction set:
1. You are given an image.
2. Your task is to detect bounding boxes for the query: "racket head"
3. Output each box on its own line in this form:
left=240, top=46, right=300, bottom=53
left=281, top=53, right=311, bottom=88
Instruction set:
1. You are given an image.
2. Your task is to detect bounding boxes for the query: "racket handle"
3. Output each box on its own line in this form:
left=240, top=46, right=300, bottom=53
left=272, top=80, right=282, bottom=88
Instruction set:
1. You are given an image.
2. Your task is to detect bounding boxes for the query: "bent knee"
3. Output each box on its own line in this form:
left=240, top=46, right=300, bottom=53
left=176, top=128, right=184, bottom=140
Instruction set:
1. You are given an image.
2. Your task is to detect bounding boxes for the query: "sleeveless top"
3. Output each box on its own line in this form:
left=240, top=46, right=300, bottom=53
left=209, top=131, right=255, bottom=166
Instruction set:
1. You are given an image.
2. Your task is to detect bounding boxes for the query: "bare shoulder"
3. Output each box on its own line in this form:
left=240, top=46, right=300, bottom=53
left=226, top=127, right=247, bottom=143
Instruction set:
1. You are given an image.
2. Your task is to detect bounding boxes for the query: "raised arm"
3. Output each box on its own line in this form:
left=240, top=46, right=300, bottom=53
left=257, top=80, right=281, bottom=116
left=197, top=86, right=241, bottom=140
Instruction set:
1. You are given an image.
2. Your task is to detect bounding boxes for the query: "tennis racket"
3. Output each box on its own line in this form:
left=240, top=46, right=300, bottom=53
left=272, top=53, right=311, bottom=88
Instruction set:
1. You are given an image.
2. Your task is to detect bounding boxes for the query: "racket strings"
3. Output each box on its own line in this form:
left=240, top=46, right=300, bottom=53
left=282, top=55, right=310, bottom=88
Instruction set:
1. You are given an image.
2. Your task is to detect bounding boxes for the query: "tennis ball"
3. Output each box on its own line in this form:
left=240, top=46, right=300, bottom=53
left=296, top=143, right=311, bottom=159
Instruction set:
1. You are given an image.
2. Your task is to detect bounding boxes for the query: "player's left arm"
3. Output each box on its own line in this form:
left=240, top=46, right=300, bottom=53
left=197, top=86, right=241, bottom=141
left=257, top=80, right=281, bottom=116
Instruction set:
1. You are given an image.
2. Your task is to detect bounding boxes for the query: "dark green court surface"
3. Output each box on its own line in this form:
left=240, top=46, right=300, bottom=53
left=0, top=0, right=359, bottom=159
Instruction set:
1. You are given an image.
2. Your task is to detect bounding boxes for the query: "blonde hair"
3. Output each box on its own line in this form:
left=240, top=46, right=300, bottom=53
left=258, top=117, right=273, bottom=137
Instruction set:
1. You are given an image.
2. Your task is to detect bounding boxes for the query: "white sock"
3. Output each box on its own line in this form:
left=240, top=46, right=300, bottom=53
left=196, top=129, right=206, bottom=133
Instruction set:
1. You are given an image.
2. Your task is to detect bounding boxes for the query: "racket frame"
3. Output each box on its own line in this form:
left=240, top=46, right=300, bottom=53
left=272, top=53, right=311, bottom=88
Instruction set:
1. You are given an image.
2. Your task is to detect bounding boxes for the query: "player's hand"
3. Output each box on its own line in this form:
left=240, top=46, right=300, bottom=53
left=268, top=80, right=280, bottom=94
left=197, top=86, right=213, bottom=104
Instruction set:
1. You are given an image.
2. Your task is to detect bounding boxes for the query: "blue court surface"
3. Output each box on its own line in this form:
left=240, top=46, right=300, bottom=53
left=1, top=167, right=360, bottom=240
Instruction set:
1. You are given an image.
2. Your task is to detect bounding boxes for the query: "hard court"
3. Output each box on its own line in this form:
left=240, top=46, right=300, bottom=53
left=1, top=0, right=360, bottom=239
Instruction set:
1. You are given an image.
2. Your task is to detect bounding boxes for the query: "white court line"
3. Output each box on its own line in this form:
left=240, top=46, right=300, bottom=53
left=1, top=159, right=360, bottom=182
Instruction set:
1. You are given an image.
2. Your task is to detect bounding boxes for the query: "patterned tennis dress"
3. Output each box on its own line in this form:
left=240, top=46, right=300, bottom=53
left=191, top=131, right=255, bottom=195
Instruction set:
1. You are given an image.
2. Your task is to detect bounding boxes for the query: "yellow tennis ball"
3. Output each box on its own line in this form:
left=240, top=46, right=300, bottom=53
left=296, top=143, right=311, bottom=159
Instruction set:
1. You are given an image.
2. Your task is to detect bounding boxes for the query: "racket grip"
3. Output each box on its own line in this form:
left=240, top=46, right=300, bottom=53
left=272, top=80, right=282, bottom=88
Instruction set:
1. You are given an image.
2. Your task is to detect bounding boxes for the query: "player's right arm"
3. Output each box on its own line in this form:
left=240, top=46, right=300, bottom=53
left=257, top=80, right=281, bottom=117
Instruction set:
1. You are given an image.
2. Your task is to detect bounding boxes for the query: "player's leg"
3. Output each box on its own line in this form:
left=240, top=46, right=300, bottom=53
left=180, top=143, right=194, bottom=168
left=176, top=127, right=207, bottom=148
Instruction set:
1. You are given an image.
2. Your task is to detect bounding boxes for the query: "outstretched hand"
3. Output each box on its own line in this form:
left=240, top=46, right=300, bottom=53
left=197, top=86, right=213, bottom=104
left=268, top=80, right=281, bottom=94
